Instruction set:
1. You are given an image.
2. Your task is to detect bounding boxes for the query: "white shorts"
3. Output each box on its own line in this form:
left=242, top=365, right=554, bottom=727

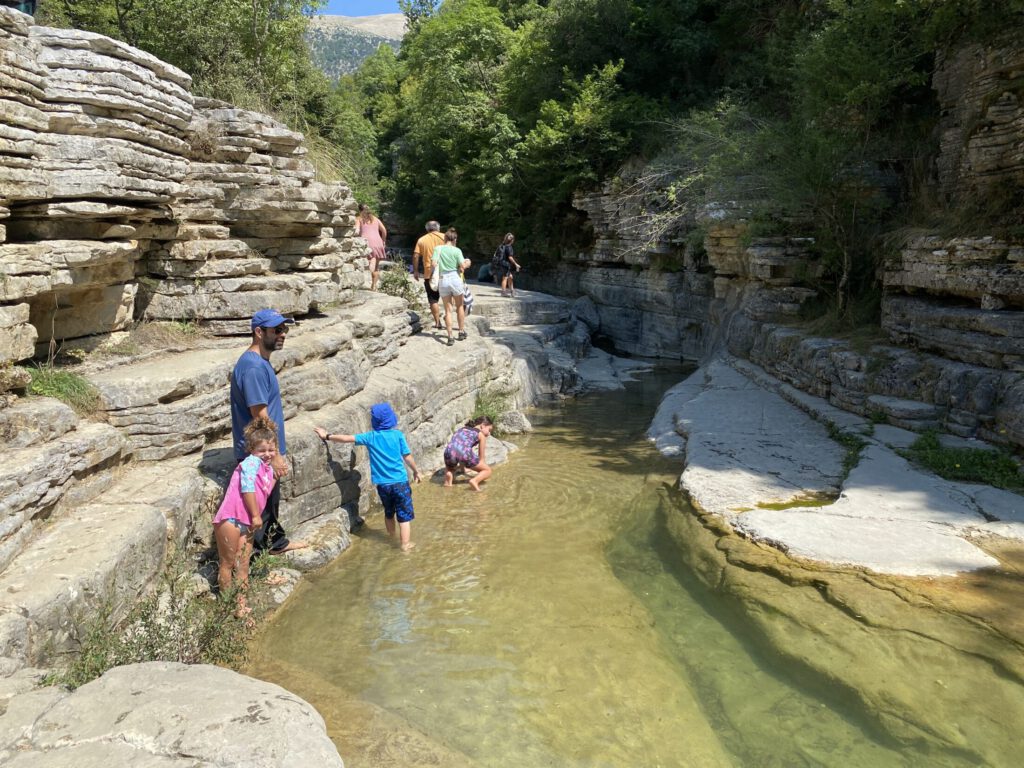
left=438, top=272, right=465, bottom=298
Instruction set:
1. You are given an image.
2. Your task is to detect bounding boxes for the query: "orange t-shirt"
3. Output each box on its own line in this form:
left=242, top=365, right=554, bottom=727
left=413, top=231, right=445, bottom=276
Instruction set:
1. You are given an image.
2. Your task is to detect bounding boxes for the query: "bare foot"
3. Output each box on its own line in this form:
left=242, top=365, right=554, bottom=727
left=264, top=572, right=289, bottom=587
left=468, top=479, right=482, bottom=492
left=401, top=541, right=416, bottom=552
left=270, top=539, right=309, bottom=553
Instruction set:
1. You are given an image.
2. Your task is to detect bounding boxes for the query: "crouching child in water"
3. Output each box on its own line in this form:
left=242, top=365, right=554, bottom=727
left=444, top=416, right=494, bottom=491
left=314, top=403, right=422, bottom=551
left=213, top=417, right=277, bottom=619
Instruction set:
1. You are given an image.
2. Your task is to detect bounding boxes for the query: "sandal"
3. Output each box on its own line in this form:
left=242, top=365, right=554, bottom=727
left=447, top=337, right=455, bottom=346
left=457, top=331, right=467, bottom=341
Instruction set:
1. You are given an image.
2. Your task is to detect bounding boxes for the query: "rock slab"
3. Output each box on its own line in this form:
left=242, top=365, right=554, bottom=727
left=0, top=662, right=343, bottom=767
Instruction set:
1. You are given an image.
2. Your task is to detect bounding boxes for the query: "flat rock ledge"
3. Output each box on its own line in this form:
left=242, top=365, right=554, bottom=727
left=0, top=662, right=343, bottom=767
left=649, top=356, right=1024, bottom=576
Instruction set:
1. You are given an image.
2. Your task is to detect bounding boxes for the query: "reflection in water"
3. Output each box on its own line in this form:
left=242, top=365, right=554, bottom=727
left=248, top=371, right=989, bottom=767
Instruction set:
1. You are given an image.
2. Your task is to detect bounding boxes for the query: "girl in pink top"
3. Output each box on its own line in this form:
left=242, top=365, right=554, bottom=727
left=357, top=203, right=387, bottom=292
left=213, top=417, right=277, bottom=618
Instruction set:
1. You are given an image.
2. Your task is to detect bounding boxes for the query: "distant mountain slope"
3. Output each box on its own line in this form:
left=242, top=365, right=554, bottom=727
left=307, top=14, right=405, bottom=80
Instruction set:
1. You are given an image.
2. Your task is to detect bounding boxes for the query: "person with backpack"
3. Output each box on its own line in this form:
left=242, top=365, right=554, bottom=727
left=494, top=233, right=521, bottom=297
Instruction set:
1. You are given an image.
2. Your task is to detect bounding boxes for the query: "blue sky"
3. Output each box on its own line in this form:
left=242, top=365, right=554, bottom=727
left=320, top=1, right=402, bottom=15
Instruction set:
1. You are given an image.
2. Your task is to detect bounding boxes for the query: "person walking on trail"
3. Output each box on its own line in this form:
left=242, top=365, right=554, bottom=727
left=230, top=308, right=306, bottom=555
left=443, top=416, right=493, bottom=491
left=357, top=203, right=387, bottom=292
left=435, top=228, right=468, bottom=346
left=497, top=233, right=521, bottom=297
left=314, top=403, right=422, bottom=552
left=213, top=417, right=277, bottom=621
left=413, top=220, right=445, bottom=329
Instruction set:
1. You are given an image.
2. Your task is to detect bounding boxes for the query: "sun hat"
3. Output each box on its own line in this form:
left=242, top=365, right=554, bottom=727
left=370, top=402, right=398, bottom=430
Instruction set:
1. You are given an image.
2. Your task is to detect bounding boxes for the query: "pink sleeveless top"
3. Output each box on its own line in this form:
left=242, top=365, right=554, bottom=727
left=359, top=217, right=386, bottom=259
left=213, top=455, right=276, bottom=527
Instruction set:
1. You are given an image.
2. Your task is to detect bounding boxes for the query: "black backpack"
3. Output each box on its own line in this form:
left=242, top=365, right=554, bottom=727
left=491, top=245, right=505, bottom=271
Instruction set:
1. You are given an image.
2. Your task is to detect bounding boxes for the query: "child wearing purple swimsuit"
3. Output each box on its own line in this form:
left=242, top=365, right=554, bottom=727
left=443, top=416, right=494, bottom=491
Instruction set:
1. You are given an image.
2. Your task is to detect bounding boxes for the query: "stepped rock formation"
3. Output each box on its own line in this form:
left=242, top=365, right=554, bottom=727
left=0, top=9, right=367, bottom=370
left=0, top=9, right=606, bottom=764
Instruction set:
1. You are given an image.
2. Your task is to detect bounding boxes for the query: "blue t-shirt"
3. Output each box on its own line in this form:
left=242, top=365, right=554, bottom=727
left=231, top=350, right=285, bottom=461
left=354, top=429, right=411, bottom=485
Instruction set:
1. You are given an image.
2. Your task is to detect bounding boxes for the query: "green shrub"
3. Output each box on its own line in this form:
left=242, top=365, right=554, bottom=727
left=902, top=431, right=1024, bottom=492
left=378, top=263, right=424, bottom=310
left=473, top=388, right=510, bottom=430
left=28, top=365, right=100, bottom=415
left=48, top=553, right=274, bottom=690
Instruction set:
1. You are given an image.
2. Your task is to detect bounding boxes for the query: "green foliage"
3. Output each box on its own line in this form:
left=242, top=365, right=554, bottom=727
left=49, top=555, right=254, bottom=690
left=828, top=423, right=867, bottom=478
left=902, top=432, right=1024, bottom=492
left=473, top=388, right=510, bottom=429
left=28, top=365, right=100, bottom=415
left=377, top=263, right=424, bottom=310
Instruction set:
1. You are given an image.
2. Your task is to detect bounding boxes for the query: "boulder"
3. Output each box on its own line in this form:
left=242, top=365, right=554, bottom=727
left=0, top=662, right=343, bottom=767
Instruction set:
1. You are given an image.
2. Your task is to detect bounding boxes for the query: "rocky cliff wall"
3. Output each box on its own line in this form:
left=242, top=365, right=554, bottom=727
left=0, top=7, right=599, bottom=675
left=561, top=33, right=1024, bottom=450
left=0, top=9, right=368, bottom=370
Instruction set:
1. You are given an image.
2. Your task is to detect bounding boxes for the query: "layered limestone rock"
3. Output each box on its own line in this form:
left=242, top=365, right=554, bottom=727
left=0, top=662, right=344, bottom=767
left=727, top=313, right=1024, bottom=448
left=882, top=235, right=1024, bottom=371
left=699, top=206, right=821, bottom=322
left=879, top=36, right=1024, bottom=374
left=566, top=186, right=822, bottom=360
left=649, top=356, right=1024, bottom=761
left=0, top=7, right=367, bottom=379
left=0, top=287, right=585, bottom=670
left=934, top=31, right=1024, bottom=204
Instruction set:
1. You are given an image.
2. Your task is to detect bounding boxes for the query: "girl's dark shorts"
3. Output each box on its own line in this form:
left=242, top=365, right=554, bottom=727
left=376, top=481, right=415, bottom=523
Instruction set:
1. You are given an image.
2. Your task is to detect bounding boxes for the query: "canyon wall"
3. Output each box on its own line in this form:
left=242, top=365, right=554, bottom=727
left=0, top=9, right=368, bottom=373
left=562, top=32, right=1024, bottom=449
left=0, top=8, right=586, bottom=678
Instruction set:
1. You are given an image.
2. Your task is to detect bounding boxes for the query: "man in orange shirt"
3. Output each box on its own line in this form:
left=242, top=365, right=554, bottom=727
left=412, top=220, right=445, bottom=329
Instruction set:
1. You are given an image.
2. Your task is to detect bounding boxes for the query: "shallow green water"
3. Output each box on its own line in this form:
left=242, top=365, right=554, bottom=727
left=249, top=373, right=978, bottom=767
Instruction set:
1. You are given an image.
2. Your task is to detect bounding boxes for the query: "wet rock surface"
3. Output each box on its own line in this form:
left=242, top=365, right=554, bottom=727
left=651, top=354, right=1024, bottom=764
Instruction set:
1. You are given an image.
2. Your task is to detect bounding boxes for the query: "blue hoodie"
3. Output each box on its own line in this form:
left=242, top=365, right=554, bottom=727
left=355, top=402, right=410, bottom=485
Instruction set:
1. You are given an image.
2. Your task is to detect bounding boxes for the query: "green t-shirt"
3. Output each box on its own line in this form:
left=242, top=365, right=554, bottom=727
left=434, top=244, right=464, bottom=273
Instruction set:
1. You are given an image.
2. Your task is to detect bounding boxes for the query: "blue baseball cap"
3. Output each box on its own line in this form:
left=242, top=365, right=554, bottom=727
left=251, top=309, right=295, bottom=330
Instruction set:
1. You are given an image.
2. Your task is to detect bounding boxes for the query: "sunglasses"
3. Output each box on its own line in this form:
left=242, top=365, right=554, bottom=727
left=261, top=325, right=289, bottom=335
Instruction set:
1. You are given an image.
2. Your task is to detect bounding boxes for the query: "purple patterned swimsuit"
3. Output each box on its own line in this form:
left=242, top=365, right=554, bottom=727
left=444, top=427, right=480, bottom=469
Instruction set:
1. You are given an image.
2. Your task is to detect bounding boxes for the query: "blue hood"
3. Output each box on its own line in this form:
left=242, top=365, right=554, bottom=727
left=371, top=402, right=398, bottom=430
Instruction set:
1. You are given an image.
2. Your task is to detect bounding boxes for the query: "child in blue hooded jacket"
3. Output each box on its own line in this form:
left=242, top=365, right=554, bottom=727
left=314, top=403, right=422, bottom=551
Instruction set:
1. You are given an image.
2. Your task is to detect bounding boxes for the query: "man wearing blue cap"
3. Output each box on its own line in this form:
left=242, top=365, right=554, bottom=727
left=230, top=308, right=302, bottom=553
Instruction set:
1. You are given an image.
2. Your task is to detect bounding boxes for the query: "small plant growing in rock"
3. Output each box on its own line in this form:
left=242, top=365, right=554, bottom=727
left=473, top=388, right=510, bottom=434
left=901, top=431, right=1024, bottom=492
left=378, top=262, right=424, bottom=310
left=27, top=364, right=100, bottom=415
left=189, top=120, right=222, bottom=160
left=47, top=552, right=280, bottom=690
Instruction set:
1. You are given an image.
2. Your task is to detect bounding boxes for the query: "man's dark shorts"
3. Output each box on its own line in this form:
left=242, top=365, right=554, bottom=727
left=425, top=282, right=440, bottom=305
left=377, top=481, right=415, bottom=523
